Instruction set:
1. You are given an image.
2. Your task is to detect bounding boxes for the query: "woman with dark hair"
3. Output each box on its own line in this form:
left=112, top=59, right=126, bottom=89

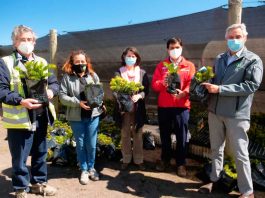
left=113, top=47, right=149, bottom=170
left=59, top=50, right=104, bottom=185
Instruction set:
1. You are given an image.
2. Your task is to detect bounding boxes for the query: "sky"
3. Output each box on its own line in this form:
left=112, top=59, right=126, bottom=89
left=0, top=0, right=263, bottom=45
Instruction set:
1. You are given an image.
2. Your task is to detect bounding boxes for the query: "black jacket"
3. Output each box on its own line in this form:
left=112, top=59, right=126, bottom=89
left=113, top=68, right=149, bottom=131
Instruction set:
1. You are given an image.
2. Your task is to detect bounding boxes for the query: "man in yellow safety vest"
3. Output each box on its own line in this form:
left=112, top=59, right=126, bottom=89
left=0, top=25, right=58, bottom=198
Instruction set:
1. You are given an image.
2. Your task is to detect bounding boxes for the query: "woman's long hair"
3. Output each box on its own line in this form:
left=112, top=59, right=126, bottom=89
left=62, top=50, right=94, bottom=75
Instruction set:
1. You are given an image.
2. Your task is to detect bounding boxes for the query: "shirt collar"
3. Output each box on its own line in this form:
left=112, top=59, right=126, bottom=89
left=15, top=50, right=35, bottom=62
left=227, top=46, right=245, bottom=58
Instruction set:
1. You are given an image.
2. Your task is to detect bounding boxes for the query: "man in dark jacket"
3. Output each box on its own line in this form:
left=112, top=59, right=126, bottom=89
left=199, top=23, right=263, bottom=198
left=0, top=25, right=58, bottom=198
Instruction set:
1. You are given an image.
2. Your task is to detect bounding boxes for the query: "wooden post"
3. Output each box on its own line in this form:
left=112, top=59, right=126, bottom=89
left=49, top=29, right=57, bottom=64
left=225, top=1, right=242, bottom=158
left=49, top=29, right=59, bottom=115
left=228, top=0, right=242, bottom=25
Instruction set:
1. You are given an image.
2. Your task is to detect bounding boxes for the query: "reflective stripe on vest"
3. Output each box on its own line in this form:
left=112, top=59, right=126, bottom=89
left=1, top=55, right=31, bottom=129
left=1, top=55, right=57, bottom=129
left=2, top=103, right=31, bottom=129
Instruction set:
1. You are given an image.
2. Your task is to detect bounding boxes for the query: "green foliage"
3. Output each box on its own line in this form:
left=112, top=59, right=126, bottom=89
left=248, top=112, right=265, bottom=147
left=194, top=66, right=215, bottom=83
left=47, top=120, right=73, bottom=144
left=15, top=61, right=56, bottom=80
left=223, top=157, right=237, bottom=179
left=97, top=133, right=113, bottom=145
left=99, top=120, right=121, bottom=149
left=103, top=98, right=115, bottom=116
left=163, top=62, right=178, bottom=74
left=109, top=76, right=144, bottom=95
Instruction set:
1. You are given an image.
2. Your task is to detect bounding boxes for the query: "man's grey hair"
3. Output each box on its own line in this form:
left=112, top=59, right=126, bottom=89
left=11, top=25, right=37, bottom=45
left=225, top=23, right=248, bottom=38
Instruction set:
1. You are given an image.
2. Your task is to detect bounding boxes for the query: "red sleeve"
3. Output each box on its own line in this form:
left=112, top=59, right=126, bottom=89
left=151, top=62, right=167, bottom=92
left=182, top=63, right=196, bottom=95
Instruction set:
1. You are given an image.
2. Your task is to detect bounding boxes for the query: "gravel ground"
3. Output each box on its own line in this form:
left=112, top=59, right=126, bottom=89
left=0, top=123, right=264, bottom=198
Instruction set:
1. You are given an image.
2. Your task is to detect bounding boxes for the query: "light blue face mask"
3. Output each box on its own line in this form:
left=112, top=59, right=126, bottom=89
left=125, top=56, right=137, bottom=66
left=227, top=39, right=244, bottom=52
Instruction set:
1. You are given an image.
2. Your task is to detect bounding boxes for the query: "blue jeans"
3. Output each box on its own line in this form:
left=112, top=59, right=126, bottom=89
left=7, top=114, right=48, bottom=191
left=70, top=116, right=99, bottom=171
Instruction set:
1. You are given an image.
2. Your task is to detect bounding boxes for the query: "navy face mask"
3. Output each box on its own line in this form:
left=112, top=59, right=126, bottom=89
left=72, top=64, right=87, bottom=74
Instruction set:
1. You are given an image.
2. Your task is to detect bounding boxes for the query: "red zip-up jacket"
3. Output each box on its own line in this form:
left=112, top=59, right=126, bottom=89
left=151, top=57, right=195, bottom=109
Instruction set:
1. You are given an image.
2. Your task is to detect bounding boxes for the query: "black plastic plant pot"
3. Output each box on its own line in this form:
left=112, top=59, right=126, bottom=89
left=166, top=73, right=181, bottom=94
left=84, top=84, right=104, bottom=108
left=117, top=93, right=134, bottom=112
left=26, top=79, right=48, bottom=105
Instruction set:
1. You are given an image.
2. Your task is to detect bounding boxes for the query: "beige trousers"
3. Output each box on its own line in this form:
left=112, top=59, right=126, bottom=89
left=121, top=111, right=143, bottom=164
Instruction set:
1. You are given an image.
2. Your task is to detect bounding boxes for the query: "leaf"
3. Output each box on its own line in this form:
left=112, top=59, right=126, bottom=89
left=109, top=76, right=144, bottom=95
left=194, top=66, right=215, bottom=83
left=163, top=62, right=178, bottom=74
left=15, top=61, right=57, bottom=80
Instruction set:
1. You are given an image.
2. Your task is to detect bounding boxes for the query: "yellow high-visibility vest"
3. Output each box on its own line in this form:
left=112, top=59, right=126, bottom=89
left=1, top=54, right=56, bottom=130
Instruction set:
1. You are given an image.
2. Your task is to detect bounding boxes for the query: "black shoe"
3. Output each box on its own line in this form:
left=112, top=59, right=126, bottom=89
left=136, top=163, right=146, bottom=171
left=156, top=161, right=170, bottom=171
left=198, top=182, right=214, bottom=194
left=121, top=163, right=129, bottom=170
left=198, top=181, right=220, bottom=194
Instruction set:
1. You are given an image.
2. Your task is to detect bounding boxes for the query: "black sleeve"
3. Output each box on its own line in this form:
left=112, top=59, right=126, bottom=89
left=47, top=73, right=59, bottom=97
left=142, top=72, right=149, bottom=97
left=0, top=59, right=23, bottom=105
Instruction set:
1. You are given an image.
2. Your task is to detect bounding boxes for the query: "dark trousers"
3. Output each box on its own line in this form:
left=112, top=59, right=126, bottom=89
left=158, top=107, right=189, bottom=166
left=7, top=114, right=48, bottom=191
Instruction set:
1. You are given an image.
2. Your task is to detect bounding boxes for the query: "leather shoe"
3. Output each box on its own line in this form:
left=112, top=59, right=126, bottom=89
left=136, top=163, right=146, bottom=171
left=198, top=182, right=215, bottom=194
left=156, top=161, right=170, bottom=171
left=239, top=193, right=254, bottom=198
left=121, top=163, right=129, bottom=170
left=177, top=165, right=187, bottom=177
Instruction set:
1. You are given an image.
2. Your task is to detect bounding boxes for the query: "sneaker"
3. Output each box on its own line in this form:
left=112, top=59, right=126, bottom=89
left=177, top=165, right=187, bottom=177
left=121, top=163, right=129, bottom=170
left=80, top=171, right=89, bottom=185
left=239, top=193, right=254, bottom=198
left=156, top=161, right=170, bottom=172
left=88, top=168, right=99, bottom=181
left=16, top=190, right=27, bottom=198
left=31, top=183, right=57, bottom=196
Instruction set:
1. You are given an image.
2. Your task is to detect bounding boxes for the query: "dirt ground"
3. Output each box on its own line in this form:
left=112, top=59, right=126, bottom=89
left=0, top=123, right=264, bottom=198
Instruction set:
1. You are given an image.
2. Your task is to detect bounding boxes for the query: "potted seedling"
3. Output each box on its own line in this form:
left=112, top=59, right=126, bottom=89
left=84, top=83, right=104, bottom=109
left=190, top=66, right=215, bottom=102
left=15, top=61, right=56, bottom=105
left=194, top=66, right=215, bottom=83
left=110, top=76, right=144, bottom=112
left=163, top=62, right=181, bottom=94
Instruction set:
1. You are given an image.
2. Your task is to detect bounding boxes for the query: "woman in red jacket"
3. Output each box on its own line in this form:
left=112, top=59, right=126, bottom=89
left=152, top=37, right=195, bottom=177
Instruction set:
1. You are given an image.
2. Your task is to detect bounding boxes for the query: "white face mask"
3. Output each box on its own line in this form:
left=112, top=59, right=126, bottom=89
left=169, top=48, right=182, bottom=59
left=17, top=42, right=34, bottom=55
